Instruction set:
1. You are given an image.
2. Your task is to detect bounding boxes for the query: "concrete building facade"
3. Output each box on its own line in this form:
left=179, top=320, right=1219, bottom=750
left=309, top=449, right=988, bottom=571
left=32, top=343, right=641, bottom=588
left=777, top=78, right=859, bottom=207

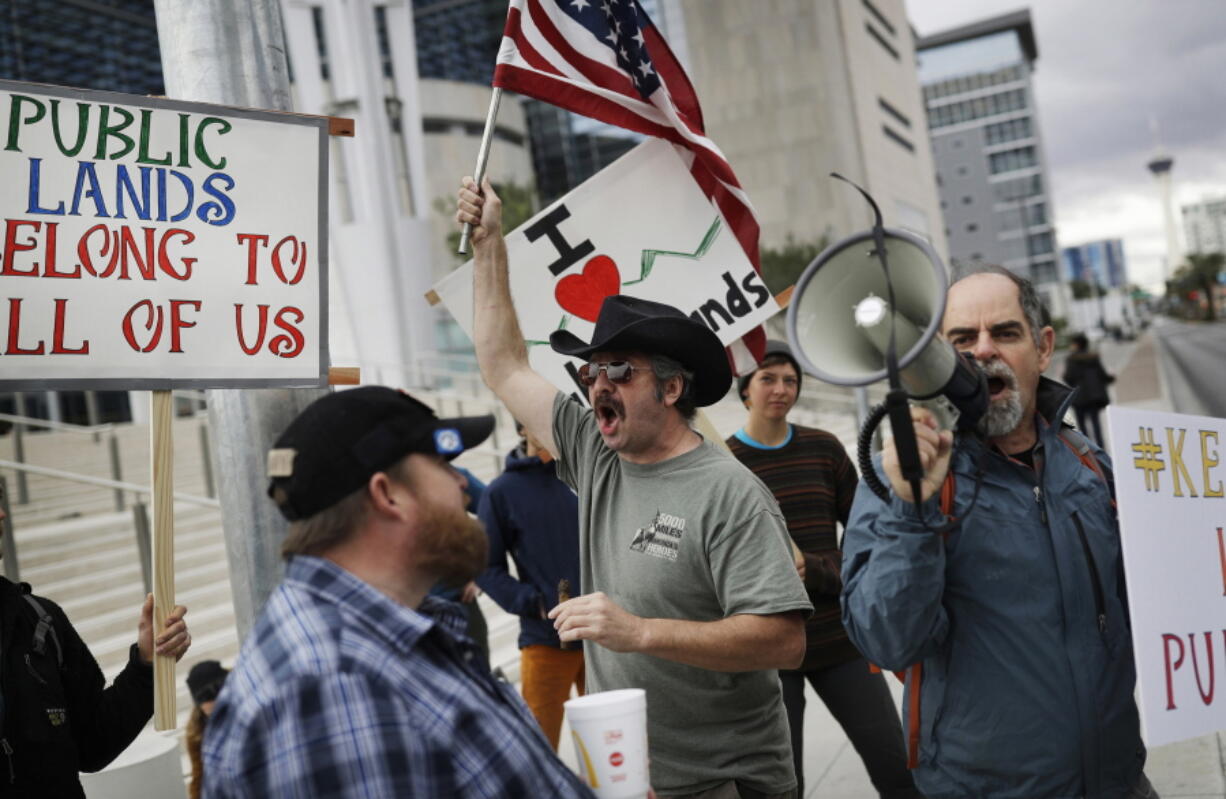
left=917, top=9, right=1067, bottom=319
left=1182, top=195, right=1226, bottom=256
left=672, top=0, right=947, bottom=261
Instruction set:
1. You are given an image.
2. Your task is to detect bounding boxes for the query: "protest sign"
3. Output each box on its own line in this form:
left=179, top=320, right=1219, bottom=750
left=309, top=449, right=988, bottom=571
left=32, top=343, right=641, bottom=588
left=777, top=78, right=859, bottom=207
left=433, top=138, right=778, bottom=399
left=1108, top=405, right=1226, bottom=747
left=0, top=80, right=330, bottom=389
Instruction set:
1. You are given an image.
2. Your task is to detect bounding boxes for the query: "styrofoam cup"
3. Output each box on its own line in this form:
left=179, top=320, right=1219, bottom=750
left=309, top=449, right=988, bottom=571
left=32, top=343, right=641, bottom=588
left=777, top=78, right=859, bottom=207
left=564, top=688, right=650, bottom=798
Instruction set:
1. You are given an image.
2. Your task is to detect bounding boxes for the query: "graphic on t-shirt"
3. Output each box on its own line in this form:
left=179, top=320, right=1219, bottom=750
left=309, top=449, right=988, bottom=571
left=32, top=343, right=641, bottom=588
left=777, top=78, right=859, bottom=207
left=629, top=511, right=686, bottom=561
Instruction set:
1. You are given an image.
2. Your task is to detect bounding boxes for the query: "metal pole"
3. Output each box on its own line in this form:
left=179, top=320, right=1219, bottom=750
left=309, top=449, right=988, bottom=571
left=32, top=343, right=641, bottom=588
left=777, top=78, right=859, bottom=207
left=153, top=0, right=328, bottom=639
left=109, top=432, right=125, bottom=511
left=12, top=394, right=28, bottom=505
left=85, top=391, right=102, bottom=442
left=457, top=88, right=503, bottom=254
left=1, top=475, right=19, bottom=583
left=199, top=422, right=215, bottom=499
left=132, top=501, right=153, bottom=597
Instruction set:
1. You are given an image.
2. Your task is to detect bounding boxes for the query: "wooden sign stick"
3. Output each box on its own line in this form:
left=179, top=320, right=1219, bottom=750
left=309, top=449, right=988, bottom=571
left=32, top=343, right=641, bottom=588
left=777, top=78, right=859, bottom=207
left=150, top=390, right=177, bottom=730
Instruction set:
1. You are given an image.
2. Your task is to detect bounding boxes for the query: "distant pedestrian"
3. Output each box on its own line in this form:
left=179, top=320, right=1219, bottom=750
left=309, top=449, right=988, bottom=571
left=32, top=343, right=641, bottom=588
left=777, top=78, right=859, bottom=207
left=727, top=341, right=919, bottom=799
left=1063, top=332, right=1114, bottom=447
left=186, top=660, right=228, bottom=799
left=477, top=420, right=584, bottom=750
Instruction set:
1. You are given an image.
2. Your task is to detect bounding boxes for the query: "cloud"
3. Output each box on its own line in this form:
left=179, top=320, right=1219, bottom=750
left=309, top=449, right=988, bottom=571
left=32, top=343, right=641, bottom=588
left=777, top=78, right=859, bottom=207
left=907, top=0, right=1226, bottom=293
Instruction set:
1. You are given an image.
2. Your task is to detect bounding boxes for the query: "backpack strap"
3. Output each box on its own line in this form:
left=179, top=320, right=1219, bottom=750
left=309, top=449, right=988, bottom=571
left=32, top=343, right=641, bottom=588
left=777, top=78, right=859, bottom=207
left=22, top=593, right=64, bottom=669
left=1056, top=427, right=1115, bottom=504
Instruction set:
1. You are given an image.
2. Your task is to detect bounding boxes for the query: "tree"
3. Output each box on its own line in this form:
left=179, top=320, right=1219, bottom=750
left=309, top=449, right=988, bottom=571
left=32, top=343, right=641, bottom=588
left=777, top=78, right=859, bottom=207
left=758, top=235, right=830, bottom=295
left=435, top=181, right=538, bottom=265
left=1172, top=251, right=1224, bottom=321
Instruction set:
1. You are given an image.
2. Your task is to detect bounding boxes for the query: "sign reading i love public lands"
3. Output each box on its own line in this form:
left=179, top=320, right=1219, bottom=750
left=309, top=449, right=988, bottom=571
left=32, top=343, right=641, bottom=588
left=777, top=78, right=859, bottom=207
left=1108, top=405, right=1226, bottom=746
left=433, top=138, right=779, bottom=401
left=0, top=80, right=330, bottom=390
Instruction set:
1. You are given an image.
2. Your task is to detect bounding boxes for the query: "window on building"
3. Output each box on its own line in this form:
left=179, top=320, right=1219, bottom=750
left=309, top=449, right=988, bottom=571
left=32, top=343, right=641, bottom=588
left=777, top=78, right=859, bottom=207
left=962, top=195, right=973, bottom=205
left=865, top=23, right=900, bottom=60
left=862, top=0, right=896, bottom=36
left=882, top=125, right=914, bottom=152
left=984, top=117, right=1033, bottom=146
left=988, top=145, right=1038, bottom=175
left=956, top=165, right=969, bottom=176
left=966, top=223, right=978, bottom=232
left=878, top=96, right=911, bottom=129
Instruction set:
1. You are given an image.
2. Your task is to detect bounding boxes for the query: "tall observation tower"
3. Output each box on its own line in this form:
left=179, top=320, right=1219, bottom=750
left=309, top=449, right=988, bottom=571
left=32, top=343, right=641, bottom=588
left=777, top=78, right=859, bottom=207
left=1147, top=149, right=1180, bottom=284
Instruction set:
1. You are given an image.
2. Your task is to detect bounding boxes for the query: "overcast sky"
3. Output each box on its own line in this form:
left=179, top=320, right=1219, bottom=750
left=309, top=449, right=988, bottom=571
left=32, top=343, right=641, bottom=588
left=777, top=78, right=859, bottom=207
left=906, top=0, right=1226, bottom=292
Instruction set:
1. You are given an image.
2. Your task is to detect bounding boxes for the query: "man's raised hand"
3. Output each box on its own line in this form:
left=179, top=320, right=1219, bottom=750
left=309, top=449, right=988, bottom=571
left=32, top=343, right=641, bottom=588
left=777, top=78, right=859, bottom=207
left=455, top=176, right=502, bottom=247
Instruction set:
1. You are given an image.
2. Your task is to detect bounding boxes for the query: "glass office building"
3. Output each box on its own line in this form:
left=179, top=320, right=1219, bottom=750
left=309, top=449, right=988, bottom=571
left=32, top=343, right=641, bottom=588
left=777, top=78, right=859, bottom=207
left=1062, top=239, right=1127, bottom=289
left=0, top=0, right=163, bottom=95
left=918, top=10, right=1065, bottom=316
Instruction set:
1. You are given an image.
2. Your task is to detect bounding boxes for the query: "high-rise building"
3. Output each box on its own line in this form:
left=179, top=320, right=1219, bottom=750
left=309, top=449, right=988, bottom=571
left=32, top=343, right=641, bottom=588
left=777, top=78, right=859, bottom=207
left=670, top=0, right=946, bottom=265
left=917, top=9, right=1066, bottom=318
left=1181, top=195, right=1226, bottom=256
left=1061, top=239, right=1127, bottom=289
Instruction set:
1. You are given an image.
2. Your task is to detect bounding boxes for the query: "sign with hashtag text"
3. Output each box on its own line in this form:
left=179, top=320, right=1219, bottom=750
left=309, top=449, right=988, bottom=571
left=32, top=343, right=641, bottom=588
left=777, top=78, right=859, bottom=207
left=1108, top=405, right=1226, bottom=747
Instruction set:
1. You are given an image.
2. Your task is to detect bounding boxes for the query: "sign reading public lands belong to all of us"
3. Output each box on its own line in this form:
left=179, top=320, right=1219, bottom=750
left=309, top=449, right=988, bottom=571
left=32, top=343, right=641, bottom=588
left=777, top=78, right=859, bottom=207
left=0, top=80, right=330, bottom=390
left=1108, top=405, right=1226, bottom=747
left=432, top=138, right=779, bottom=401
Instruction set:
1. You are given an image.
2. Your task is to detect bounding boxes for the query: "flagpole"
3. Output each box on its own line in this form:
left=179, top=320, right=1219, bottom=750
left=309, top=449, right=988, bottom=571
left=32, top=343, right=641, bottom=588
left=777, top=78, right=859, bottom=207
left=458, top=87, right=504, bottom=254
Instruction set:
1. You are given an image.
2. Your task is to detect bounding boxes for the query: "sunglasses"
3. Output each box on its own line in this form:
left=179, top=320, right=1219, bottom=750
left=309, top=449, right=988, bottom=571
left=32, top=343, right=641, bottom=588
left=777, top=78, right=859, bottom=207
left=577, top=361, right=646, bottom=386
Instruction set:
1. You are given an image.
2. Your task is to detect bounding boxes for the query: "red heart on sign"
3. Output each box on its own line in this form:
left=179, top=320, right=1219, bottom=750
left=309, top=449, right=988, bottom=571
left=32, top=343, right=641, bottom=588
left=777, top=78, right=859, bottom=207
left=555, top=255, right=621, bottom=322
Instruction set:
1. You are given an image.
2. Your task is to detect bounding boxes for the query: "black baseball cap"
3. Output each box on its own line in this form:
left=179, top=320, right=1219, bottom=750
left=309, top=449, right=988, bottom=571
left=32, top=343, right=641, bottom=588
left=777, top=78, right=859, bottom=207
left=187, top=660, right=229, bottom=705
left=267, top=386, right=495, bottom=521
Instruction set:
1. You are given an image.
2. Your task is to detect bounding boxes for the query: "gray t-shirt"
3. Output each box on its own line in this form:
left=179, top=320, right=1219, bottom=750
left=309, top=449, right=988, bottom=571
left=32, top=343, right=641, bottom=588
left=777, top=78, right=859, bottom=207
left=552, top=393, right=812, bottom=794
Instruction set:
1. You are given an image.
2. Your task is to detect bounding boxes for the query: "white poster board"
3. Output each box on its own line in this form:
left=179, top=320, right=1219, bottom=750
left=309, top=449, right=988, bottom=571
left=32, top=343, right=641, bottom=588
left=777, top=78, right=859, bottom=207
left=1108, top=405, right=1226, bottom=747
left=433, top=139, right=778, bottom=399
left=0, top=81, right=329, bottom=389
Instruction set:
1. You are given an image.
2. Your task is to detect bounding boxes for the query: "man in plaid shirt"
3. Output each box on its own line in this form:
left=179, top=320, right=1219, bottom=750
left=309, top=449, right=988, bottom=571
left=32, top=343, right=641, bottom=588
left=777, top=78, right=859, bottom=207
left=202, top=387, right=595, bottom=798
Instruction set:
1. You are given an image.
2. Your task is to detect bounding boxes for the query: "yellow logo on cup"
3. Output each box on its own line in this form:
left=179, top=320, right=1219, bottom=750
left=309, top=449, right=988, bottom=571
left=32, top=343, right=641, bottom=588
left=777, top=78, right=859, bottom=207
left=571, top=730, right=600, bottom=788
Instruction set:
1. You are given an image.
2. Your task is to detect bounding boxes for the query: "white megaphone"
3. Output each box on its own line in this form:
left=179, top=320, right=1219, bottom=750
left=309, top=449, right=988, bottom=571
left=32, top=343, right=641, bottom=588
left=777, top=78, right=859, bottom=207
left=785, top=227, right=986, bottom=433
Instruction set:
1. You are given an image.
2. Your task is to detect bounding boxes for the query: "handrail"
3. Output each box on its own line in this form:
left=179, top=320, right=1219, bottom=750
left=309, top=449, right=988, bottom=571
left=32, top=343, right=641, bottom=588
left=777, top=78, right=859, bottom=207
left=0, top=459, right=220, bottom=509
left=0, top=412, right=114, bottom=435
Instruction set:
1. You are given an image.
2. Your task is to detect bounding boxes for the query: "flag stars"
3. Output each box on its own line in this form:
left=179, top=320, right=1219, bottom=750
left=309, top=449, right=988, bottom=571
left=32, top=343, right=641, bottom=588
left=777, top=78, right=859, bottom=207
left=632, top=29, right=646, bottom=48
left=601, top=0, right=612, bottom=15
left=570, top=0, right=591, bottom=11
left=637, top=59, right=654, bottom=77
left=605, top=29, right=619, bottom=45
left=619, top=46, right=629, bottom=61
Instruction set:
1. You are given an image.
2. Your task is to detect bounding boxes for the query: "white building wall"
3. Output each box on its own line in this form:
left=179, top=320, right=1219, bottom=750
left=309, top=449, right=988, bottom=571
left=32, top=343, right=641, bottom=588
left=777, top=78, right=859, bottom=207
left=281, top=0, right=435, bottom=386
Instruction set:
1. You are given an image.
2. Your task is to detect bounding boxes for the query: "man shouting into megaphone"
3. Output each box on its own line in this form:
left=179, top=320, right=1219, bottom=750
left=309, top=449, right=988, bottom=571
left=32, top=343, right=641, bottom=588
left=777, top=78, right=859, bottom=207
left=840, top=264, right=1157, bottom=799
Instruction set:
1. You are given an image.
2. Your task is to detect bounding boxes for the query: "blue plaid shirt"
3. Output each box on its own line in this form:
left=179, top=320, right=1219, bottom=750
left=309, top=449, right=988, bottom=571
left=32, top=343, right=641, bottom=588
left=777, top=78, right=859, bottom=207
left=202, top=556, right=594, bottom=798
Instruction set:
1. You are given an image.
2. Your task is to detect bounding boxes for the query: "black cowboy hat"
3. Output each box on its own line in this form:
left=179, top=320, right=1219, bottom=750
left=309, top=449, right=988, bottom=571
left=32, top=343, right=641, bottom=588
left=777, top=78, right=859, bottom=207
left=549, top=295, right=730, bottom=407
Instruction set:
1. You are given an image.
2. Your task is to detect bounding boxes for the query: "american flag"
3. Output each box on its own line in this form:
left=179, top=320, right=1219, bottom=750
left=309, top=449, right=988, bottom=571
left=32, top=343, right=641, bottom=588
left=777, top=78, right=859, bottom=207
left=493, top=0, right=767, bottom=372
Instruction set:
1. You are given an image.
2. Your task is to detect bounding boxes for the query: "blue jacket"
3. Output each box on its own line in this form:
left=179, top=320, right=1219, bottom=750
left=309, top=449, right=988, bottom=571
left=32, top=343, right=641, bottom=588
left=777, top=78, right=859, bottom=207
left=841, top=378, right=1144, bottom=799
left=476, top=449, right=581, bottom=649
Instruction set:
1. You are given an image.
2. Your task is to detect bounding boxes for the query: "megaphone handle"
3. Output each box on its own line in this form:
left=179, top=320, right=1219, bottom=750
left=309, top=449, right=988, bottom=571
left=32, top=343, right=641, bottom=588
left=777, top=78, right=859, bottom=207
left=885, top=389, right=926, bottom=486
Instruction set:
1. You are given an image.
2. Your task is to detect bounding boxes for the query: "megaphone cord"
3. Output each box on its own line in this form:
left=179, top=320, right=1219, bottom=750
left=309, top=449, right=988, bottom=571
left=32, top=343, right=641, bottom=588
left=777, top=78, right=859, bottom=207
left=857, top=402, right=990, bottom=536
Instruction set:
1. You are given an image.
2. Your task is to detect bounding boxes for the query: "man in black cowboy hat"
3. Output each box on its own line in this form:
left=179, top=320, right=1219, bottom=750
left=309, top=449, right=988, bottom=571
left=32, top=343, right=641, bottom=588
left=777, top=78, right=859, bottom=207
left=458, top=178, right=811, bottom=799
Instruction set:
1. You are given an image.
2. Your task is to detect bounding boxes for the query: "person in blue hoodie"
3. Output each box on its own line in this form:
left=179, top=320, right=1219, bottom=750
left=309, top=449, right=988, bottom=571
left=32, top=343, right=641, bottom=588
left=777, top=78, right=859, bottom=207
left=477, top=421, right=583, bottom=751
